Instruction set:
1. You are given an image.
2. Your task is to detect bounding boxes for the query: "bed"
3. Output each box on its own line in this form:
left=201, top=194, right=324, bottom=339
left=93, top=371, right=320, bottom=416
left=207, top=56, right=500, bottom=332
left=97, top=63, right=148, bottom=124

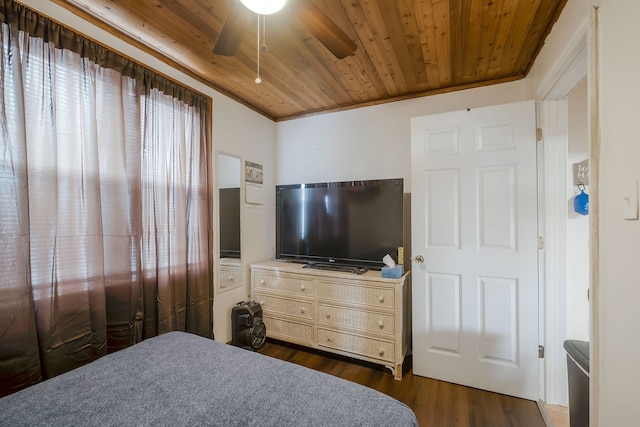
left=0, top=331, right=417, bottom=426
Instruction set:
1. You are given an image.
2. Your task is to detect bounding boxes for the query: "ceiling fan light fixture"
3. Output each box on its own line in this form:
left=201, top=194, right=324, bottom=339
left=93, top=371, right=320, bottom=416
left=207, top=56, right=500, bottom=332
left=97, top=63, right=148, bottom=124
left=240, top=0, right=287, bottom=15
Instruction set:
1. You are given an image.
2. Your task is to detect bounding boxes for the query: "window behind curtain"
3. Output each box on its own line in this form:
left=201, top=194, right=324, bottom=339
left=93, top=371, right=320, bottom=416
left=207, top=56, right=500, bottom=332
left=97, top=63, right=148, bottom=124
left=0, top=0, right=213, bottom=397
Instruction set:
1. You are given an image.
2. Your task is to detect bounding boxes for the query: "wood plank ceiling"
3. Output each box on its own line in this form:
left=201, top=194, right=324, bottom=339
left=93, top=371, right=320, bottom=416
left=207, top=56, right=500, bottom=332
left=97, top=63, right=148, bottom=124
left=49, top=0, right=567, bottom=121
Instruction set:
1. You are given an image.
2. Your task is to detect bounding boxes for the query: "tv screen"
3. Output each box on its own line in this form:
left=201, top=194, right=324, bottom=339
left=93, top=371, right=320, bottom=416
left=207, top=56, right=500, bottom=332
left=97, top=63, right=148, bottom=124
left=219, top=187, right=240, bottom=258
left=276, top=178, right=403, bottom=269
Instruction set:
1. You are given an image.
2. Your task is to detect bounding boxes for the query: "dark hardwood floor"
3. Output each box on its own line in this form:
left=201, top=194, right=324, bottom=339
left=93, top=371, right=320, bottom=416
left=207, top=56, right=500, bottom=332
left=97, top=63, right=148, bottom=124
left=257, top=339, right=546, bottom=427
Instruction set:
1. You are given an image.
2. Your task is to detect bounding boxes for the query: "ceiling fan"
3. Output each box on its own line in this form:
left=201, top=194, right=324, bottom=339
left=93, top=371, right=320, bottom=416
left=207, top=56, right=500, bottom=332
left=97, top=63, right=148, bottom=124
left=213, top=0, right=357, bottom=59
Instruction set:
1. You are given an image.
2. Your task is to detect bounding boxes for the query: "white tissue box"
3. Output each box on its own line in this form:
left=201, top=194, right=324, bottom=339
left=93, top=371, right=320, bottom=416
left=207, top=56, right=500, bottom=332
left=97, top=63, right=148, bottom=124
left=381, top=265, right=403, bottom=279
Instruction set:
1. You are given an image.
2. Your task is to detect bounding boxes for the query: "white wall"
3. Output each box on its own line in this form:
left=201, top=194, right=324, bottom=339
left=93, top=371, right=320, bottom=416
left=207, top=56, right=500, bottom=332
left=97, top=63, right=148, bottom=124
left=276, top=81, right=527, bottom=190
left=566, top=79, right=590, bottom=341
left=212, top=97, right=276, bottom=343
left=594, top=1, right=640, bottom=424
left=20, top=0, right=277, bottom=344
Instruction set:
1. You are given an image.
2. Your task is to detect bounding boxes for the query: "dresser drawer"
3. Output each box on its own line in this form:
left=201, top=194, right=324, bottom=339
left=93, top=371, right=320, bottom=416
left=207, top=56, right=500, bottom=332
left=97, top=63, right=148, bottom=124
left=318, top=328, right=394, bottom=363
left=318, top=304, right=394, bottom=335
left=254, top=272, right=314, bottom=297
left=255, top=293, right=314, bottom=320
left=318, top=281, right=395, bottom=309
left=263, top=315, right=314, bottom=344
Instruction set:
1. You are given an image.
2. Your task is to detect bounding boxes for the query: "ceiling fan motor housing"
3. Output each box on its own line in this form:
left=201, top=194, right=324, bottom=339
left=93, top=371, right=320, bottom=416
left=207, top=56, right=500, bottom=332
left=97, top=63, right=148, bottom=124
left=231, top=300, right=266, bottom=350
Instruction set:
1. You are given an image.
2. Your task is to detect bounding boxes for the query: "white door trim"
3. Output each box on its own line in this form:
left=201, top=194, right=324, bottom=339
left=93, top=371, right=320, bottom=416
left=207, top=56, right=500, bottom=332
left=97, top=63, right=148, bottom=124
left=537, top=100, right=569, bottom=406
left=587, top=8, right=600, bottom=425
left=536, top=21, right=588, bottom=407
left=534, top=23, right=588, bottom=101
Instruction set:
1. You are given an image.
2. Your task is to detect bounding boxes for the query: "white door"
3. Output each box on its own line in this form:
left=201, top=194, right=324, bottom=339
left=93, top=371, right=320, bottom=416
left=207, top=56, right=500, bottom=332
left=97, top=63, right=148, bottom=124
left=410, top=101, right=539, bottom=400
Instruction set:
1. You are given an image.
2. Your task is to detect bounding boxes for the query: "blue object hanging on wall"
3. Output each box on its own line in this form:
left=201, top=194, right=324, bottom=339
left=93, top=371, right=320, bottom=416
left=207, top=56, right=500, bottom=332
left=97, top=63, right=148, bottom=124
left=574, top=184, right=589, bottom=215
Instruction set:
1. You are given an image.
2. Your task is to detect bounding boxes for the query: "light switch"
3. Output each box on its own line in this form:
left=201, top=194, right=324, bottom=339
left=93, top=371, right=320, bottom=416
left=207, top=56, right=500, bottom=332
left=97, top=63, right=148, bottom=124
left=623, top=179, right=639, bottom=220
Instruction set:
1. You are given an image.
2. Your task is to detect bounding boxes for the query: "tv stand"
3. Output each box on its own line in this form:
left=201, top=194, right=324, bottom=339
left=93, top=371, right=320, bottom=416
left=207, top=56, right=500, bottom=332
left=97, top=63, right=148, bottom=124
left=303, top=263, right=369, bottom=275
left=251, top=261, right=410, bottom=380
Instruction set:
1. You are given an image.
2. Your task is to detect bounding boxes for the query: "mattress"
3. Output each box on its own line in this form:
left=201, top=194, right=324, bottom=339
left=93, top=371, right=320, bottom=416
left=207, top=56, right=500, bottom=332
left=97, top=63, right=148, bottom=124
left=0, top=331, right=417, bottom=426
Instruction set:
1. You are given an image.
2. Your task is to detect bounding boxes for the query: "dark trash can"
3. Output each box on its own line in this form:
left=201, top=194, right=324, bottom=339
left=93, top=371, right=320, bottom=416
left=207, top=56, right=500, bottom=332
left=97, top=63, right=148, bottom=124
left=564, top=339, right=590, bottom=427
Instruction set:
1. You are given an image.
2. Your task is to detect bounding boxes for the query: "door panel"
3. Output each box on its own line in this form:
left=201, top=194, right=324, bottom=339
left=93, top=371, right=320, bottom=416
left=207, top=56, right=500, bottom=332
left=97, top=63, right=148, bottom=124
left=477, top=165, right=516, bottom=249
left=411, top=100, right=539, bottom=400
left=478, top=276, right=518, bottom=365
left=426, top=170, right=460, bottom=248
left=426, top=272, right=461, bottom=355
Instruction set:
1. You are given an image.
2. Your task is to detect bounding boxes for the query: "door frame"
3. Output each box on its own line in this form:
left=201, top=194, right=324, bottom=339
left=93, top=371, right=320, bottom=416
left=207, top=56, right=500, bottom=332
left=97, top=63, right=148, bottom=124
left=535, top=23, right=588, bottom=406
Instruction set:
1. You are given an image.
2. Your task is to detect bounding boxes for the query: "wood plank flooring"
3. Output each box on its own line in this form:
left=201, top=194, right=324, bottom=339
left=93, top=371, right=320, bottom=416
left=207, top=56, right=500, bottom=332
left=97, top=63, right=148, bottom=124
left=258, top=339, right=547, bottom=427
left=547, top=404, right=570, bottom=427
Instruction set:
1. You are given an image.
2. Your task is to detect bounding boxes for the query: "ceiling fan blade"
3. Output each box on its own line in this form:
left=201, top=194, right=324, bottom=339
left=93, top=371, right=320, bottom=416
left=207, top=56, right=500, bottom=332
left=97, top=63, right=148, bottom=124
left=294, top=1, right=357, bottom=59
left=213, top=1, right=253, bottom=56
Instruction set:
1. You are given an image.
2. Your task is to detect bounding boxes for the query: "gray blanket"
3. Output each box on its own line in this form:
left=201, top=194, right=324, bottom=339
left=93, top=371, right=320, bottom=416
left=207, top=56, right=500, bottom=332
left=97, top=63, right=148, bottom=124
left=0, top=331, right=417, bottom=426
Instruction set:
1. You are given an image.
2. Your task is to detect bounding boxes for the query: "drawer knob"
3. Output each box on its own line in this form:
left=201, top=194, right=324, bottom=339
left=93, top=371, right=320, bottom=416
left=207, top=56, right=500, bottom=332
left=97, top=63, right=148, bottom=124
left=327, top=337, right=333, bottom=343
left=300, top=284, right=306, bottom=291
left=379, top=348, right=384, bottom=356
left=378, top=320, right=384, bottom=328
left=228, top=275, right=233, bottom=281
left=378, top=295, right=384, bottom=303
left=300, top=307, right=305, bottom=314
left=260, top=279, right=265, bottom=285
left=326, top=313, right=331, bottom=319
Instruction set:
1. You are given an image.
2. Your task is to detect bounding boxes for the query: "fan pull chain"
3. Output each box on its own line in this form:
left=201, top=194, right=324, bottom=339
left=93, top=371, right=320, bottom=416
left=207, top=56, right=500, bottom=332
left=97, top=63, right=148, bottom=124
left=261, top=14, right=267, bottom=52
left=255, top=13, right=262, bottom=84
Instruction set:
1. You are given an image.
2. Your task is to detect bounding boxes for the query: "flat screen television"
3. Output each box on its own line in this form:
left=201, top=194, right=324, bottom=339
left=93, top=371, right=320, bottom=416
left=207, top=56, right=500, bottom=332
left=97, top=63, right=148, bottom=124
left=276, top=178, right=403, bottom=269
left=219, top=187, right=241, bottom=258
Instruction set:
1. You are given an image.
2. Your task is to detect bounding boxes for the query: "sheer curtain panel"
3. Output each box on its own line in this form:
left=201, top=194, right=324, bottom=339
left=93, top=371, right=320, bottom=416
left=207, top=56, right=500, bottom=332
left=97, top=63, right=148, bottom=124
left=0, top=0, right=213, bottom=397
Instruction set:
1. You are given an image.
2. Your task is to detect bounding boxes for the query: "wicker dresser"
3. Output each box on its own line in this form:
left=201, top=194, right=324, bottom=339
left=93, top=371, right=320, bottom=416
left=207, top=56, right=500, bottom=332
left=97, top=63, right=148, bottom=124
left=250, top=261, right=410, bottom=379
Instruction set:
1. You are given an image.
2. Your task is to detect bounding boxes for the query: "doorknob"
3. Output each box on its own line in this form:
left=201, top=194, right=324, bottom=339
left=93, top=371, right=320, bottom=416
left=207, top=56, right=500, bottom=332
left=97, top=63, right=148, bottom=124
left=414, top=255, right=424, bottom=264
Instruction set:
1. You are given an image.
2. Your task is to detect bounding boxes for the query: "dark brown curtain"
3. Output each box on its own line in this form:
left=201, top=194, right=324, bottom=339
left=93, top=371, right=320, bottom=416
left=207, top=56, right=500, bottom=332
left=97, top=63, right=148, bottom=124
left=0, top=0, right=213, bottom=397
